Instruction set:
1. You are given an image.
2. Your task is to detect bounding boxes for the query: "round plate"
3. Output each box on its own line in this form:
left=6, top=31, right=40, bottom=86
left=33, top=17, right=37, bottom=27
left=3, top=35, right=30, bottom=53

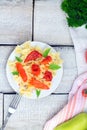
left=6, top=41, right=63, bottom=99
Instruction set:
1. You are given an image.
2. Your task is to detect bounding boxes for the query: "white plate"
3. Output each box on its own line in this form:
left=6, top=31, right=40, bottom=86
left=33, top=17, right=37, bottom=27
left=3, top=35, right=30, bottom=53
left=6, top=41, right=63, bottom=99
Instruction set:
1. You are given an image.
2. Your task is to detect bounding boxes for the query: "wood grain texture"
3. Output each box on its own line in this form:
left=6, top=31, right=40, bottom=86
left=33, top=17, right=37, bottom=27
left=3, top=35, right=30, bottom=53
left=34, top=0, right=72, bottom=45
left=0, top=0, right=30, bottom=5
left=54, top=47, right=77, bottom=93
left=0, top=45, right=77, bottom=93
left=4, top=94, right=68, bottom=130
left=0, top=0, right=32, bottom=44
left=0, top=93, right=3, bottom=127
left=0, top=46, right=15, bottom=92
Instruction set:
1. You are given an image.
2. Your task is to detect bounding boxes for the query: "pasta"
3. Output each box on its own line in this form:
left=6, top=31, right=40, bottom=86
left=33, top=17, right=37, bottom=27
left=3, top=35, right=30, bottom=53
left=8, top=41, right=63, bottom=97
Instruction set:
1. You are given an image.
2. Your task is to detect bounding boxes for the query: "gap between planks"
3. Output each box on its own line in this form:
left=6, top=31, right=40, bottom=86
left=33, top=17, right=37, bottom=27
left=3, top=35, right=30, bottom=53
left=0, top=43, right=74, bottom=48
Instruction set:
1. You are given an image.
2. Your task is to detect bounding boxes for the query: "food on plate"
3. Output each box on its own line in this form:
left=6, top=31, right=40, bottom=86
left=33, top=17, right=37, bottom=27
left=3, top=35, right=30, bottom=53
left=8, top=41, right=63, bottom=97
left=54, top=113, right=87, bottom=130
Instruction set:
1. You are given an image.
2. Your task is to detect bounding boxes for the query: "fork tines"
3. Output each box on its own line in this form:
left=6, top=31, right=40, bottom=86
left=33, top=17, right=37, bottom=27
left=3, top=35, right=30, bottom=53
left=9, top=94, right=21, bottom=109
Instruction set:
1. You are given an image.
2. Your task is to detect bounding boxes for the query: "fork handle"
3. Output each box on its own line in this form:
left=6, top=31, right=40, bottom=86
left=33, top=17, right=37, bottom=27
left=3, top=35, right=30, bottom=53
left=2, top=112, right=12, bottom=130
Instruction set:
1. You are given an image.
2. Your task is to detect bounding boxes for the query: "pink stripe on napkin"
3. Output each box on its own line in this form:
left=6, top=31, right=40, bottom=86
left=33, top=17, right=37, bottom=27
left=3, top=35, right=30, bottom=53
left=44, top=25, right=87, bottom=130
left=43, top=72, right=87, bottom=130
left=69, top=72, right=87, bottom=101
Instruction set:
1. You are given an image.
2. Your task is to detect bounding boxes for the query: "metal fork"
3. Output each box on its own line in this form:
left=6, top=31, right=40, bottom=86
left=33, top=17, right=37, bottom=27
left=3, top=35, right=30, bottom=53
left=0, top=94, right=21, bottom=130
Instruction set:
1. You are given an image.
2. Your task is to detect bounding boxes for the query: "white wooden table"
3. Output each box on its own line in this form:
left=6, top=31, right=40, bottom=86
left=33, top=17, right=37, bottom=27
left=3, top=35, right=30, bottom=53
left=0, top=0, right=77, bottom=129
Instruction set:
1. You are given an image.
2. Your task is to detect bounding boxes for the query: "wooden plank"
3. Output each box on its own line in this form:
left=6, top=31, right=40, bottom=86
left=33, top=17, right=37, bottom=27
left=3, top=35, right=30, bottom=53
left=34, top=0, right=72, bottom=45
left=0, top=0, right=32, bottom=44
left=0, top=46, right=15, bottom=92
left=0, top=0, right=31, bottom=5
left=54, top=47, right=77, bottom=93
left=0, top=93, right=3, bottom=127
left=0, top=46, right=77, bottom=93
left=4, top=94, right=68, bottom=130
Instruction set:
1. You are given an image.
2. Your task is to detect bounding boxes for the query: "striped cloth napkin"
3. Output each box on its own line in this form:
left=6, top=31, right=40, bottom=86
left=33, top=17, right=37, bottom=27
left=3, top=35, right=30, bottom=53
left=43, top=26, right=87, bottom=130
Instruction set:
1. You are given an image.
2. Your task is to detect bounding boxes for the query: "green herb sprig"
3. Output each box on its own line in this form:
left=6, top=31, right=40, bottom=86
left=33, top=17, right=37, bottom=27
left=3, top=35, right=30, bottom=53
left=43, top=48, right=51, bottom=57
left=36, top=89, right=41, bottom=98
left=61, top=0, right=87, bottom=28
left=49, top=63, right=61, bottom=70
left=15, top=56, right=23, bottom=62
left=12, top=71, right=19, bottom=75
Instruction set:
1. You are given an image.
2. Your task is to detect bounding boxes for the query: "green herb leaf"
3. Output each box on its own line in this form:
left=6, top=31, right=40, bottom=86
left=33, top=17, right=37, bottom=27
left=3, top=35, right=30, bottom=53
left=12, top=71, right=19, bottom=75
left=43, top=48, right=51, bottom=57
left=86, top=24, right=87, bottom=29
left=61, top=0, right=87, bottom=29
left=36, top=89, right=41, bottom=97
left=15, top=56, right=23, bottom=62
left=49, top=63, right=61, bottom=70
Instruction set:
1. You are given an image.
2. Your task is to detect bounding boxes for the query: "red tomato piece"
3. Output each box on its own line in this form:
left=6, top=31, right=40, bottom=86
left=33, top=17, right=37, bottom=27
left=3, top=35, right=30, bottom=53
left=30, top=77, right=49, bottom=90
left=41, top=56, right=52, bottom=64
left=43, top=71, right=53, bottom=81
left=82, top=89, right=87, bottom=97
left=24, top=50, right=42, bottom=62
left=31, top=64, right=40, bottom=76
left=16, top=62, right=27, bottom=82
left=85, top=50, right=87, bottom=63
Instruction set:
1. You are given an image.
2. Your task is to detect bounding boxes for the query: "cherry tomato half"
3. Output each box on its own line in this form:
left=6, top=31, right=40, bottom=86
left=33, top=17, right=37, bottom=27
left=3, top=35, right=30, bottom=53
left=82, top=89, right=87, bottom=97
